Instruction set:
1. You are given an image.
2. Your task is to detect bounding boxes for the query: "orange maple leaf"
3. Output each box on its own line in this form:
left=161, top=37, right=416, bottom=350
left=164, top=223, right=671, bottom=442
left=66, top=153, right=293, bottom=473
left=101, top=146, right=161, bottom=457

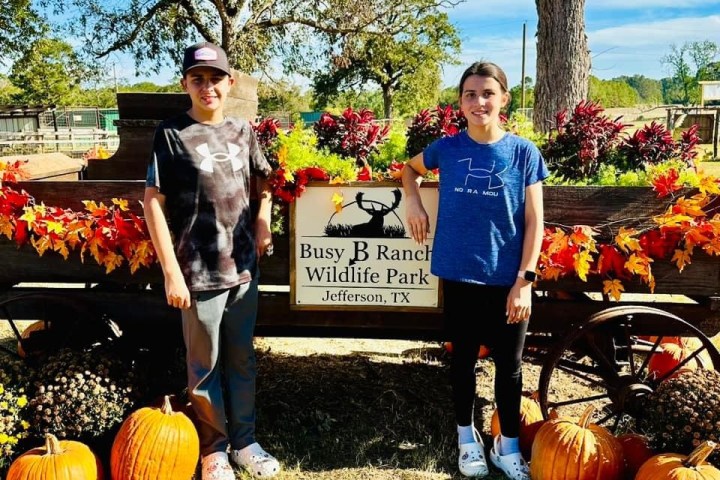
left=602, top=279, right=625, bottom=301
left=30, top=235, right=52, bottom=256
left=545, top=228, right=569, bottom=255
left=625, top=253, right=652, bottom=276
left=671, top=248, right=692, bottom=272
left=540, top=265, right=564, bottom=281
left=569, top=225, right=597, bottom=251
left=0, top=214, right=13, bottom=239
left=703, top=239, right=720, bottom=256
left=102, top=250, right=124, bottom=274
left=698, top=173, right=720, bottom=195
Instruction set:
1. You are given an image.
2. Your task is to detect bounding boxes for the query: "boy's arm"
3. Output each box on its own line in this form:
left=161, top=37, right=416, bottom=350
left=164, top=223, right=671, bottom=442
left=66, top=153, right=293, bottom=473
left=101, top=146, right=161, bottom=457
left=143, top=187, right=191, bottom=309
left=254, top=176, right=273, bottom=258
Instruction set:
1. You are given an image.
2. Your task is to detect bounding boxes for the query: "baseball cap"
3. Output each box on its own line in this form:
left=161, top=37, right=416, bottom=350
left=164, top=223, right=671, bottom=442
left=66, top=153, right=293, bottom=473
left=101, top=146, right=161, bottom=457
left=182, top=42, right=231, bottom=76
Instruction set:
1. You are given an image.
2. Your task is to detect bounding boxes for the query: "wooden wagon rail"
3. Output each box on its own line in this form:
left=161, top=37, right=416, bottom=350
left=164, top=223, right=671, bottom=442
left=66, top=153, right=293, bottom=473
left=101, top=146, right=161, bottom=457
left=2, top=180, right=720, bottom=339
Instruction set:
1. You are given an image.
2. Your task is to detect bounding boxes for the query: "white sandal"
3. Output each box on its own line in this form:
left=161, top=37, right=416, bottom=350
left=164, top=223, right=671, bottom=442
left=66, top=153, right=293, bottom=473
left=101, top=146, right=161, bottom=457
left=201, top=451, right=236, bottom=480
left=230, top=442, right=280, bottom=478
left=489, top=435, right=530, bottom=480
left=458, top=440, right=490, bottom=478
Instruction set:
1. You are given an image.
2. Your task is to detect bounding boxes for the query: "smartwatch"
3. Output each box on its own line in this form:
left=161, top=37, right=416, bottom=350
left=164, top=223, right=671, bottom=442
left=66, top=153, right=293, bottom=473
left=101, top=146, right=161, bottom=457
left=517, top=270, right=537, bottom=282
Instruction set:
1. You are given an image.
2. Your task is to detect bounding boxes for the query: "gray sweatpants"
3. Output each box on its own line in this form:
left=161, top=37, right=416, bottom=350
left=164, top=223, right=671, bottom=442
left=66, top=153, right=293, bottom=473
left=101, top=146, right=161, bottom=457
left=182, top=276, right=259, bottom=456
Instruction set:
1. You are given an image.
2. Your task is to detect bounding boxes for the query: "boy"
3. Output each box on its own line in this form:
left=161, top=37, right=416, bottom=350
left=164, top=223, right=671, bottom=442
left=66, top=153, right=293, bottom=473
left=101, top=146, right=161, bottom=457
left=143, top=41, right=280, bottom=479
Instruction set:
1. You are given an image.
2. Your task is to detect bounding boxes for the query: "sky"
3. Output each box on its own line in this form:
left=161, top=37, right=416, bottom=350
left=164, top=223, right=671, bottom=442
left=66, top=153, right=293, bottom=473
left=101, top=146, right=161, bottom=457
left=441, top=0, right=720, bottom=89
left=31, top=0, right=720, bottom=90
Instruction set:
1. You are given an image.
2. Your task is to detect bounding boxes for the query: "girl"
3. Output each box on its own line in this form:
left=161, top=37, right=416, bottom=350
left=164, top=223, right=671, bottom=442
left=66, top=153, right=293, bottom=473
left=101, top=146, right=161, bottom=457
left=402, top=61, right=548, bottom=480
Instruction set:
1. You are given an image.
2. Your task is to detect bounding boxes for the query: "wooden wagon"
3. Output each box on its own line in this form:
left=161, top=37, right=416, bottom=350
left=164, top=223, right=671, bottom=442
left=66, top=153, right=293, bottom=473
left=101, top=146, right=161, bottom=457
left=2, top=93, right=720, bottom=434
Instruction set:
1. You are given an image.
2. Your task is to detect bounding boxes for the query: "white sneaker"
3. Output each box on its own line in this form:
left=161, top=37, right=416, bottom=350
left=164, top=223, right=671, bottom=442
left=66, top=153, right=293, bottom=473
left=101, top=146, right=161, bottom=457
left=458, top=438, right=489, bottom=478
left=489, top=435, right=530, bottom=480
left=201, top=451, right=236, bottom=480
left=230, top=442, right=280, bottom=478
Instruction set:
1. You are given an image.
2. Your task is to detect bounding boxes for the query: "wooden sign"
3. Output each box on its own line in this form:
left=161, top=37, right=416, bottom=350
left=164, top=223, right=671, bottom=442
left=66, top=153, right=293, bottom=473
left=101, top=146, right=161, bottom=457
left=291, top=182, right=440, bottom=311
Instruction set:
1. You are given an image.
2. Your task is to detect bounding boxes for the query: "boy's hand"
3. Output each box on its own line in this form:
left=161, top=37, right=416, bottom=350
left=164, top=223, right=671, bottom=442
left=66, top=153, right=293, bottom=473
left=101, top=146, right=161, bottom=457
left=165, top=273, right=191, bottom=309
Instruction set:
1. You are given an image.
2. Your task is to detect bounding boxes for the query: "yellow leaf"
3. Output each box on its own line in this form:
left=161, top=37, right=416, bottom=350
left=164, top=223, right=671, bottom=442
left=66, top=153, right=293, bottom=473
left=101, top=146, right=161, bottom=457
left=698, top=173, right=720, bottom=195
left=573, top=249, right=593, bottom=281
left=615, top=226, right=641, bottom=253
left=112, top=198, right=129, bottom=211
left=602, top=279, right=625, bottom=301
left=18, top=207, right=37, bottom=226
left=283, top=170, right=294, bottom=182
left=329, top=176, right=345, bottom=185
left=673, top=196, right=705, bottom=217
left=671, top=248, right=692, bottom=272
left=331, top=192, right=344, bottom=213
left=45, top=220, right=65, bottom=235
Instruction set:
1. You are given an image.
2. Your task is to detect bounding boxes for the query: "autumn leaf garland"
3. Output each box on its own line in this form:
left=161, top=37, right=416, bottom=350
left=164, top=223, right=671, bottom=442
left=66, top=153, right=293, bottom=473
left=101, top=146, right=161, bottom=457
left=3, top=160, right=720, bottom=299
left=538, top=168, right=720, bottom=300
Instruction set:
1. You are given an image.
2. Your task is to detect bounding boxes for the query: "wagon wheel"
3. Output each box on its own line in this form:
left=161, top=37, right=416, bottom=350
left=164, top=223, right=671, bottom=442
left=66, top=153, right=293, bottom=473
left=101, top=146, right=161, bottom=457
left=0, top=292, right=121, bottom=359
left=536, top=305, right=720, bottom=433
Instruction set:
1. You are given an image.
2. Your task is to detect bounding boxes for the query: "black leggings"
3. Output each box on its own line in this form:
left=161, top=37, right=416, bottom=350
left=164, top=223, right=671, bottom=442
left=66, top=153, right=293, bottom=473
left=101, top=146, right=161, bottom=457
left=444, top=280, right=528, bottom=438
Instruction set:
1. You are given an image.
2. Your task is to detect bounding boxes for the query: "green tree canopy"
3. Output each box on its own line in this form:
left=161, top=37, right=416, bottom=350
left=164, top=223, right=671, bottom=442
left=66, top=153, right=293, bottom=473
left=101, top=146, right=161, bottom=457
left=9, top=38, right=92, bottom=106
left=0, top=0, right=47, bottom=65
left=588, top=76, right=639, bottom=107
left=40, top=0, right=461, bottom=82
left=661, top=40, right=719, bottom=105
left=311, top=9, right=460, bottom=119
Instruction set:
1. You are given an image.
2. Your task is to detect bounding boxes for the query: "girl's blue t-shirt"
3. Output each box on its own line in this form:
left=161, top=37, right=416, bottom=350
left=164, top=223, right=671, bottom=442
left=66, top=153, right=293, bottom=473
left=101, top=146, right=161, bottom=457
left=423, top=131, right=549, bottom=286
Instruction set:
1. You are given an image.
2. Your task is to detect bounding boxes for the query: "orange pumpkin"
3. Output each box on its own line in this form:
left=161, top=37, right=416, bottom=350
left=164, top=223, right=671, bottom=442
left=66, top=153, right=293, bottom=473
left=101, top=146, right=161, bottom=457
left=518, top=408, right=559, bottom=460
left=529, top=404, right=624, bottom=480
left=110, top=395, right=200, bottom=480
left=17, top=320, right=47, bottom=358
left=648, top=337, right=712, bottom=380
left=616, top=433, right=653, bottom=480
left=7, top=433, right=102, bottom=480
left=490, top=391, right=544, bottom=443
left=635, top=440, right=720, bottom=480
left=442, top=342, right=491, bottom=359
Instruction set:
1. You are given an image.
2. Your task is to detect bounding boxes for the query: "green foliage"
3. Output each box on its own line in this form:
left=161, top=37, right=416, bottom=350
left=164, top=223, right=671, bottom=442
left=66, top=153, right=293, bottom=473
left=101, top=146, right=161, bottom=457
left=258, top=80, right=312, bottom=116
left=505, top=112, right=545, bottom=146
left=619, top=75, right=664, bottom=105
left=369, top=122, right=409, bottom=170
left=508, top=76, right=535, bottom=113
left=661, top=41, right=719, bottom=105
left=276, top=126, right=357, bottom=182
left=9, top=37, right=94, bottom=106
left=0, top=358, right=30, bottom=470
left=588, top=76, right=639, bottom=108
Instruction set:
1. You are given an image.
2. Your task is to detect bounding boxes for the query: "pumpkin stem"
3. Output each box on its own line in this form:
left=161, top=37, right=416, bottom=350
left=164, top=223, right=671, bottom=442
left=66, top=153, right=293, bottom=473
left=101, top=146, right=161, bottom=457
left=683, top=440, right=717, bottom=468
left=578, top=404, right=596, bottom=428
left=45, top=433, right=64, bottom=455
left=161, top=395, right=174, bottom=415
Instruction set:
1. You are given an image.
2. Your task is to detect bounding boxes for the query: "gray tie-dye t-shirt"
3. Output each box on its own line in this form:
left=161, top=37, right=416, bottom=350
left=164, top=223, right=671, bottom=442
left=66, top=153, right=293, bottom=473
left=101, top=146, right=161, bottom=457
left=146, top=113, right=272, bottom=291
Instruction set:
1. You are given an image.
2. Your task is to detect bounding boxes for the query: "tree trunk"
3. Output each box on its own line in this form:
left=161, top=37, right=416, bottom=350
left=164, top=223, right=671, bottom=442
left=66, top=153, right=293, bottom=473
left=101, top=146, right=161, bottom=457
left=534, top=0, right=590, bottom=134
left=381, top=84, right=394, bottom=120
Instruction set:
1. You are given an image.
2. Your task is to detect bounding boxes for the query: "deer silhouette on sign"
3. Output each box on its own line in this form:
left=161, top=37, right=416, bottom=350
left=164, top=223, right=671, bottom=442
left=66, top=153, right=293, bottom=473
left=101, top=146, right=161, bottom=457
left=350, top=188, right=402, bottom=237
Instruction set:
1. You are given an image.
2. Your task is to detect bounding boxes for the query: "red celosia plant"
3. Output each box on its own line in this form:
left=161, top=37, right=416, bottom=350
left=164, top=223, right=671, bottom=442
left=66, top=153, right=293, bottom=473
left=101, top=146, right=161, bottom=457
left=405, top=105, right=467, bottom=157
left=542, top=100, right=628, bottom=180
left=617, top=122, right=701, bottom=171
left=268, top=165, right=330, bottom=204
left=313, top=107, right=390, bottom=169
left=252, top=117, right=282, bottom=168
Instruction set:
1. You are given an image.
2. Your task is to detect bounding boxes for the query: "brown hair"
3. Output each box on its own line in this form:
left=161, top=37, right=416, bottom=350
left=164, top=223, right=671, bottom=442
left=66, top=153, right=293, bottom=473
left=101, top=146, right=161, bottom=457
left=457, top=61, right=510, bottom=96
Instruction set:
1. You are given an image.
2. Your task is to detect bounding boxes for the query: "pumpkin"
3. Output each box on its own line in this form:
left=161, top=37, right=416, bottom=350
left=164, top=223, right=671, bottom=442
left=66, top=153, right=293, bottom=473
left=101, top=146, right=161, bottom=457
left=490, top=391, right=544, bottom=458
left=110, top=395, right=200, bottom=480
left=648, top=337, right=713, bottom=380
left=442, top=342, right=491, bottom=359
left=17, top=320, right=47, bottom=358
left=616, top=433, right=653, bottom=480
left=518, top=408, right=559, bottom=460
left=529, top=404, right=624, bottom=480
left=635, top=440, right=720, bottom=480
left=7, top=433, right=102, bottom=480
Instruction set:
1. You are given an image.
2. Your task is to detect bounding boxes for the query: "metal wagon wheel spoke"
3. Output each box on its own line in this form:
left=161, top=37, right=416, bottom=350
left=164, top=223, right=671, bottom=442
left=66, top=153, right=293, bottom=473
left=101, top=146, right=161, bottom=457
left=536, top=305, right=720, bottom=434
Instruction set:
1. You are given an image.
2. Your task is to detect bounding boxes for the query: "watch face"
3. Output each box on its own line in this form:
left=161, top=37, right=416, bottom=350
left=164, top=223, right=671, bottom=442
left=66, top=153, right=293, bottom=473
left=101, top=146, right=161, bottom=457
left=524, top=270, right=537, bottom=282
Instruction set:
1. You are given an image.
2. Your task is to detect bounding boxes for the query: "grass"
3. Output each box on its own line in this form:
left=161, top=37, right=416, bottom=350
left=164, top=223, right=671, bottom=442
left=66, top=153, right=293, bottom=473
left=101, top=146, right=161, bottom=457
left=0, top=327, right=534, bottom=480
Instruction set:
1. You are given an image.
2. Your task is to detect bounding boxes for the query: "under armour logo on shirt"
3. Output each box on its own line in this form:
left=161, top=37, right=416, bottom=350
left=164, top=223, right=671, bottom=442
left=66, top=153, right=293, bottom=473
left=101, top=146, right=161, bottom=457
left=196, top=143, right=243, bottom=173
left=458, top=157, right=507, bottom=189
